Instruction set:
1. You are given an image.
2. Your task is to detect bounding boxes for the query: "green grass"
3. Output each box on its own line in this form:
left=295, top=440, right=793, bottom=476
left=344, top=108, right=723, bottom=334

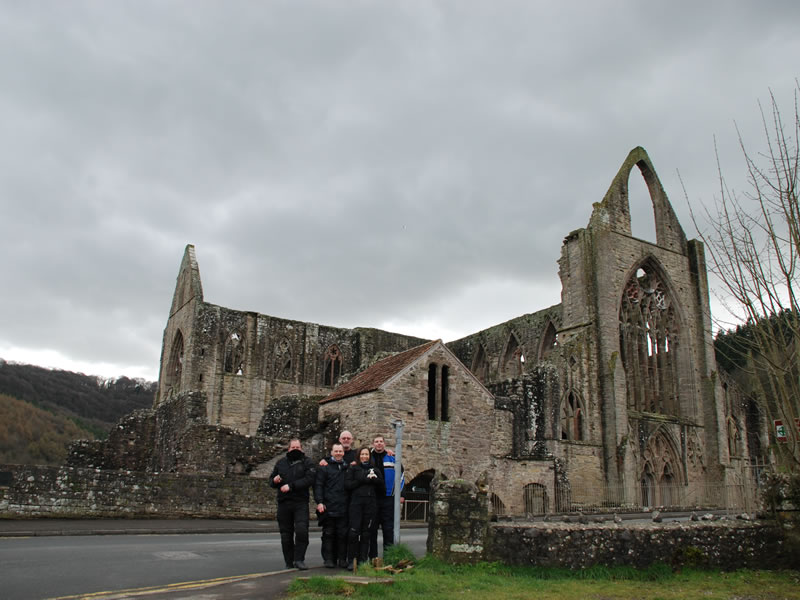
left=288, top=556, right=800, bottom=599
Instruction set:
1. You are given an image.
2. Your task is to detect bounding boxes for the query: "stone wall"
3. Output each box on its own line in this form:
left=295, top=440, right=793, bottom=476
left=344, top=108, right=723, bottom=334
left=428, top=480, right=794, bottom=570
left=0, top=464, right=278, bottom=519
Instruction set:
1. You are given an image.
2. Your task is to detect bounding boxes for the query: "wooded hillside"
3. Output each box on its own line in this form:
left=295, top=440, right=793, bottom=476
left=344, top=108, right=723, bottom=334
left=0, top=360, right=156, bottom=465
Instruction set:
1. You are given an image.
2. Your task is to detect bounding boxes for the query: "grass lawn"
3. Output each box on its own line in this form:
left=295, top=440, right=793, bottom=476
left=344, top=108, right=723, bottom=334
left=288, top=557, right=800, bottom=599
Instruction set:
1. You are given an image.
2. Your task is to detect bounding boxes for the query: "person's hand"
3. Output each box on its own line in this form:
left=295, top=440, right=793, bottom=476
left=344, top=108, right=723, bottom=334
left=319, top=459, right=329, bottom=467
left=400, top=497, right=405, bottom=504
left=386, top=448, right=395, bottom=456
left=280, top=484, right=290, bottom=493
left=273, top=475, right=282, bottom=484
left=317, top=503, right=325, bottom=513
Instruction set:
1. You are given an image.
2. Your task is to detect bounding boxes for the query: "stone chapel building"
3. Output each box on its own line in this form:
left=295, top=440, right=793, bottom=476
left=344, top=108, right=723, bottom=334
left=153, top=147, right=765, bottom=515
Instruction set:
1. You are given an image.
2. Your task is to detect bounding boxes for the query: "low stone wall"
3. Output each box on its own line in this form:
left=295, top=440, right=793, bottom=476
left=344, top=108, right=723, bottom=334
left=488, top=520, right=789, bottom=570
left=0, top=464, right=277, bottom=519
left=428, top=479, right=794, bottom=570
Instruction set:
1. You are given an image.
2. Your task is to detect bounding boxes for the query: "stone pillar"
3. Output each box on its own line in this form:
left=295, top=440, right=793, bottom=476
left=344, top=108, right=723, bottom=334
left=427, top=479, right=489, bottom=564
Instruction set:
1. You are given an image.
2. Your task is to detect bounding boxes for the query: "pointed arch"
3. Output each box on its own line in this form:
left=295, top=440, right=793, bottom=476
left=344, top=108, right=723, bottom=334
left=166, top=330, right=184, bottom=388
left=471, top=343, right=489, bottom=383
left=322, top=345, right=343, bottom=387
left=559, top=390, right=585, bottom=441
left=640, top=428, right=683, bottom=507
left=538, top=321, right=558, bottom=361
left=500, top=332, right=525, bottom=379
left=619, top=257, right=688, bottom=417
left=224, top=331, right=245, bottom=375
left=274, top=338, right=293, bottom=381
left=594, top=147, right=687, bottom=253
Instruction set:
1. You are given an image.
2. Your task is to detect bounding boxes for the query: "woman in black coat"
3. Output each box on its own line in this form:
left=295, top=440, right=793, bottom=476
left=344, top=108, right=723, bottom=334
left=344, top=446, right=384, bottom=566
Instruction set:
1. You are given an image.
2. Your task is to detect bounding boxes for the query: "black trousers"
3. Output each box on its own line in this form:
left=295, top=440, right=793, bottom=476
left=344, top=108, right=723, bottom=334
left=369, top=495, right=395, bottom=558
left=347, top=496, right=376, bottom=564
left=276, top=499, right=309, bottom=566
left=320, top=513, right=348, bottom=563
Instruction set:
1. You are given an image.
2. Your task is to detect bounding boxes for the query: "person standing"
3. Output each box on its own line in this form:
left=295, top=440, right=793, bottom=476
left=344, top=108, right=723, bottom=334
left=314, top=443, right=350, bottom=568
left=369, top=435, right=404, bottom=560
left=345, top=447, right=383, bottom=567
left=269, top=438, right=316, bottom=570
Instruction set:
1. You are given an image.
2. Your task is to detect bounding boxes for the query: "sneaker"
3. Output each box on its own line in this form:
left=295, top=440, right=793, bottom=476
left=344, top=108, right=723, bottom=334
left=323, top=560, right=335, bottom=568
left=285, top=563, right=295, bottom=570
left=338, top=559, right=349, bottom=569
left=294, top=561, right=308, bottom=570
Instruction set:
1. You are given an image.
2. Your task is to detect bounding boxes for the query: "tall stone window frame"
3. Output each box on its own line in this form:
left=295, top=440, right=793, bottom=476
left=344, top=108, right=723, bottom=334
left=274, top=338, right=293, bottom=381
left=619, top=260, right=686, bottom=417
left=559, top=390, right=585, bottom=441
left=322, top=345, right=343, bottom=387
left=166, top=330, right=184, bottom=389
left=500, top=333, right=525, bottom=380
left=224, top=331, right=245, bottom=375
left=427, top=362, right=450, bottom=421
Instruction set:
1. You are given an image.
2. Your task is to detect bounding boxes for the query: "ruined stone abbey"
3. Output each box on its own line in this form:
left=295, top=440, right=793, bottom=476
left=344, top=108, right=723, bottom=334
left=60, top=146, right=760, bottom=519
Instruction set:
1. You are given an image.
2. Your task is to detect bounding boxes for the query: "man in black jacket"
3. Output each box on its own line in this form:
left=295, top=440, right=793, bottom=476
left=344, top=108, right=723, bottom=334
left=314, top=443, right=350, bottom=568
left=270, top=438, right=316, bottom=570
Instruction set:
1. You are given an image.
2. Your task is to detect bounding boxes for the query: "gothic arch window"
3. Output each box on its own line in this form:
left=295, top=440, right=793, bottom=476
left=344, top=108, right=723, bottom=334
left=619, top=262, right=682, bottom=416
left=471, top=344, right=488, bottom=383
left=427, top=364, right=437, bottom=420
left=274, top=339, right=293, bottom=381
left=538, top=321, right=558, bottom=361
left=166, top=330, right=184, bottom=387
left=224, top=331, right=245, bottom=375
left=560, top=391, right=584, bottom=441
left=322, top=345, right=343, bottom=387
left=500, top=333, right=525, bottom=380
left=641, top=430, right=682, bottom=507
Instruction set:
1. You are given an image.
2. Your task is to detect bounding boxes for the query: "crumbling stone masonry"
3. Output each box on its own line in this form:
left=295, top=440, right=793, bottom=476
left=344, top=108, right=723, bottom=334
left=0, top=464, right=278, bottom=519
left=428, top=481, right=794, bottom=570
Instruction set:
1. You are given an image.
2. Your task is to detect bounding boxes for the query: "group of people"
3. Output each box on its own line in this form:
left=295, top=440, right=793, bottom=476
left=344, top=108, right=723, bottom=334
left=269, top=430, right=403, bottom=570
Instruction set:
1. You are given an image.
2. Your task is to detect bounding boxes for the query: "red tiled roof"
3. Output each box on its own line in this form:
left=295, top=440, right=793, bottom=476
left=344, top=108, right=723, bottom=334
left=320, top=340, right=439, bottom=404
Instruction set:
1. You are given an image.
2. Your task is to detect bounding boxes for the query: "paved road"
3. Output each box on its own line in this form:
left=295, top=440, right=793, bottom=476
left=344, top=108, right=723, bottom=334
left=0, top=528, right=429, bottom=600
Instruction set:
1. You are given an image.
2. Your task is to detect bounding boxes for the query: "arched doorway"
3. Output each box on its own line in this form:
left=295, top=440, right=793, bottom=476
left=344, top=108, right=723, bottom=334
left=523, top=483, right=549, bottom=515
left=402, top=470, right=437, bottom=521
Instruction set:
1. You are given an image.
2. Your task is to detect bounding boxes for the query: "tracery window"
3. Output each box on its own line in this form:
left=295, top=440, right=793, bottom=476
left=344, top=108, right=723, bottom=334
left=641, top=431, right=682, bottom=507
left=323, top=345, right=343, bottom=386
left=224, top=331, right=245, bottom=375
left=274, top=339, right=293, bottom=381
left=560, top=391, right=584, bottom=441
left=619, top=264, right=681, bottom=415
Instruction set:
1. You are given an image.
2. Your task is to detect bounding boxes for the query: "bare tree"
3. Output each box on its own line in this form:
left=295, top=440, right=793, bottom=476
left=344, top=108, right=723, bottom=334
left=689, top=82, right=800, bottom=471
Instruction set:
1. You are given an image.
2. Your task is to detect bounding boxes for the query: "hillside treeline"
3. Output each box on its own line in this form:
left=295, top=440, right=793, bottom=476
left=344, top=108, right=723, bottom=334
left=0, top=393, right=94, bottom=465
left=0, top=359, right=156, bottom=442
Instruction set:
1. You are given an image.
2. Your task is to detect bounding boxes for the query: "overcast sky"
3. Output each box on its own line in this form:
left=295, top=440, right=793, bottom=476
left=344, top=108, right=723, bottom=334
left=1, top=1, right=798, bottom=382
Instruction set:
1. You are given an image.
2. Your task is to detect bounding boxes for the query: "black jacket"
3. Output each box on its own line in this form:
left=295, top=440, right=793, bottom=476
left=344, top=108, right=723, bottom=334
left=314, top=458, right=349, bottom=517
left=344, top=460, right=384, bottom=499
left=269, top=452, right=316, bottom=503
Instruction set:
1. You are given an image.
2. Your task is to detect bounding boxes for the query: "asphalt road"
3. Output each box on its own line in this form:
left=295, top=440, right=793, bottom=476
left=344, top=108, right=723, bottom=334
left=0, top=529, right=429, bottom=600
